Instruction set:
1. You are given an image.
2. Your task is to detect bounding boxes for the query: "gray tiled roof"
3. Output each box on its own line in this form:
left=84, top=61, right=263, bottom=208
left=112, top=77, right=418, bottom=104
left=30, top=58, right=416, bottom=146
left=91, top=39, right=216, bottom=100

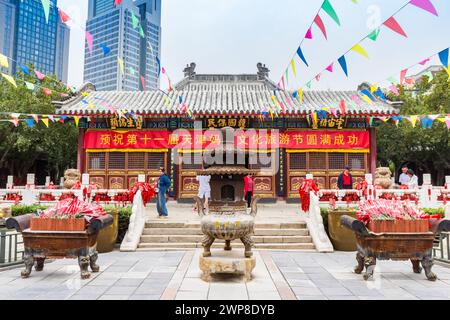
left=54, top=76, right=399, bottom=116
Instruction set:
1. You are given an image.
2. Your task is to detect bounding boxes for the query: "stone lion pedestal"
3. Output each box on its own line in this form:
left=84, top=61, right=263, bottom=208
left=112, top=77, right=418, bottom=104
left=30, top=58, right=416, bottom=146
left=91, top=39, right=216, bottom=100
left=199, top=250, right=256, bottom=282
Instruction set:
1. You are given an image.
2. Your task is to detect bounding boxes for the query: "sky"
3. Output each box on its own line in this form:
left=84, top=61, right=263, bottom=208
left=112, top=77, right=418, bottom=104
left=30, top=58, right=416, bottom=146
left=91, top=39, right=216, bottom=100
left=57, top=0, right=450, bottom=91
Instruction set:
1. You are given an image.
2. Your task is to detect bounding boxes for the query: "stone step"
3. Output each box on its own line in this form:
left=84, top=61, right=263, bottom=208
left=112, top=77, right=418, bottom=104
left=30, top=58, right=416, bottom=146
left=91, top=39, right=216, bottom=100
left=145, top=221, right=307, bottom=229
left=142, top=228, right=309, bottom=236
left=140, top=235, right=312, bottom=244
left=137, top=242, right=316, bottom=250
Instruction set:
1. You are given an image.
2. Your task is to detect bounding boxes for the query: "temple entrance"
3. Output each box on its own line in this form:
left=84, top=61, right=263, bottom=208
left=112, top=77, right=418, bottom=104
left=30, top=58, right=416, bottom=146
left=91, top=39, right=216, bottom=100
left=221, top=185, right=235, bottom=201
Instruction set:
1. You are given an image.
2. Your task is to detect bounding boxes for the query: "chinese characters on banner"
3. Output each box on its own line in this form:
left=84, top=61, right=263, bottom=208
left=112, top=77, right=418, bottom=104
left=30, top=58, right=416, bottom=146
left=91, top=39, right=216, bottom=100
left=84, top=130, right=369, bottom=150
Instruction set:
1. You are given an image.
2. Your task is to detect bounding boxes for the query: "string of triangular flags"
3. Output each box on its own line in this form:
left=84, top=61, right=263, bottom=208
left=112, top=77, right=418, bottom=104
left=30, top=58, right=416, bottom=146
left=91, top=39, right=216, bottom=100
left=287, top=0, right=439, bottom=91
left=279, top=0, right=342, bottom=90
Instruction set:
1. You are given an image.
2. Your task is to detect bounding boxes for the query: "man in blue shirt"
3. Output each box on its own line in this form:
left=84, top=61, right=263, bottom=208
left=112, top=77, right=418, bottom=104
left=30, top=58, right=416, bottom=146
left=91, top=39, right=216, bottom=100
left=156, top=167, right=171, bottom=218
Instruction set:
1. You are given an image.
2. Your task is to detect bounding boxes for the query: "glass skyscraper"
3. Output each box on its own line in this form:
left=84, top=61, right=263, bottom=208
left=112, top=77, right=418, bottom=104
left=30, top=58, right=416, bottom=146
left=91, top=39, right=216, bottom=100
left=0, top=0, right=70, bottom=82
left=84, top=0, right=161, bottom=91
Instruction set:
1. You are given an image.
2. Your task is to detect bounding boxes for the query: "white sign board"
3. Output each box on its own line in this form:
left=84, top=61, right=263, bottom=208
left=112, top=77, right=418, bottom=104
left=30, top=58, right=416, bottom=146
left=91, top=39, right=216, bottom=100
left=423, top=174, right=431, bottom=185
left=365, top=174, right=373, bottom=185
left=138, top=174, right=146, bottom=183
left=45, top=176, right=50, bottom=186
left=7, top=175, right=13, bottom=185
left=445, top=176, right=450, bottom=186
left=82, top=174, right=90, bottom=185
left=26, top=174, right=35, bottom=185
left=60, top=177, right=64, bottom=187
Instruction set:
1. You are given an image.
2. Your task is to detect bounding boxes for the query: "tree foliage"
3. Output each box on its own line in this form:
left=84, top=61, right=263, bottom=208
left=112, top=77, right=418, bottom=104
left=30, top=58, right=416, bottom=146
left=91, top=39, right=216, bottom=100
left=0, top=65, right=78, bottom=184
left=376, top=69, right=450, bottom=184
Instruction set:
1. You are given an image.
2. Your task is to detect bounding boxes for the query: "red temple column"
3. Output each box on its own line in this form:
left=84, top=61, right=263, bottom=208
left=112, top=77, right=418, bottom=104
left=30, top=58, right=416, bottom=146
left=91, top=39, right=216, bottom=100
left=369, top=127, right=377, bottom=176
left=77, top=128, right=86, bottom=173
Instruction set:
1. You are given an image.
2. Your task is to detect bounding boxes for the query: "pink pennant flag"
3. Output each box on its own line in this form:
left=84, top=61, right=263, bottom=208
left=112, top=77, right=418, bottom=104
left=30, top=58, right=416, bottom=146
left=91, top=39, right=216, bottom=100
left=286, top=96, right=293, bottom=107
left=305, top=27, right=313, bottom=39
left=446, top=119, right=450, bottom=129
left=48, top=115, right=54, bottom=122
left=114, top=0, right=123, bottom=5
left=9, top=119, right=19, bottom=127
left=60, top=93, right=69, bottom=98
left=383, top=17, right=407, bottom=37
left=58, top=9, right=71, bottom=23
left=42, top=87, right=52, bottom=95
left=400, top=69, right=408, bottom=85
left=405, top=78, right=415, bottom=85
left=85, top=31, right=93, bottom=55
left=419, top=58, right=430, bottom=65
left=162, top=67, right=166, bottom=74
left=31, top=114, right=39, bottom=123
left=279, top=101, right=286, bottom=113
left=351, top=95, right=361, bottom=105
left=410, top=0, right=438, bottom=16
left=325, top=63, right=333, bottom=72
left=389, top=84, right=399, bottom=96
left=339, top=100, right=347, bottom=114
left=140, top=75, right=146, bottom=90
left=315, top=74, right=321, bottom=81
left=330, top=107, right=337, bottom=117
left=281, top=76, right=285, bottom=90
left=35, top=70, right=45, bottom=80
left=314, top=14, right=327, bottom=40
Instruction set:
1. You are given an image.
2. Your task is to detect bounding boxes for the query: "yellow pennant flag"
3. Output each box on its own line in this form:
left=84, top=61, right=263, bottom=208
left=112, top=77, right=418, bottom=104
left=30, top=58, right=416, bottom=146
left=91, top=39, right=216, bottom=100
left=370, top=84, right=377, bottom=93
left=88, top=102, right=95, bottom=109
left=81, top=92, right=90, bottom=97
left=41, top=118, right=49, bottom=128
left=351, top=44, right=369, bottom=58
left=271, top=95, right=278, bottom=107
left=437, top=117, right=446, bottom=123
left=409, top=115, right=418, bottom=127
left=0, top=54, right=8, bottom=68
left=298, top=88, right=303, bottom=104
left=291, top=59, right=297, bottom=77
left=445, top=67, right=450, bottom=80
left=2, top=73, right=17, bottom=87
left=118, top=58, right=124, bottom=75
left=164, top=95, right=170, bottom=106
left=361, top=95, right=373, bottom=104
left=73, top=116, right=80, bottom=127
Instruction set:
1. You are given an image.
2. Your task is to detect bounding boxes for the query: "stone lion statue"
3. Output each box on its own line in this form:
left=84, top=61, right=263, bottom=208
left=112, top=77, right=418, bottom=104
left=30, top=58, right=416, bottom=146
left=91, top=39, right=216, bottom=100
left=63, top=169, right=81, bottom=189
left=374, top=167, right=393, bottom=189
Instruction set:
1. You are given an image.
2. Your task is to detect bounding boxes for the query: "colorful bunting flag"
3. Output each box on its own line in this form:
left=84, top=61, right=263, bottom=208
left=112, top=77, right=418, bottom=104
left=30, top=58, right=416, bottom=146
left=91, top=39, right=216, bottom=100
left=337, top=55, right=348, bottom=77
left=296, top=47, right=309, bottom=67
left=42, top=87, right=52, bottom=96
left=418, top=58, right=430, bottom=65
left=42, top=118, right=49, bottom=127
left=156, top=56, right=161, bottom=78
left=1, top=73, right=17, bottom=87
left=20, top=64, right=29, bottom=75
left=389, top=84, right=399, bottom=96
left=25, top=119, right=35, bottom=128
left=140, top=75, right=146, bottom=90
left=32, top=114, right=39, bottom=123
left=305, top=27, right=313, bottom=40
left=351, top=44, right=369, bottom=58
left=383, top=17, right=407, bottom=37
left=100, top=44, right=111, bottom=56
left=59, top=9, right=71, bottom=23
left=339, top=100, right=346, bottom=115
left=128, top=67, right=136, bottom=75
left=41, top=0, right=50, bottom=23
left=85, top=31, right=93, bottom=56
left=139, top=25, right=145, bottom=38
left=35, top=70, right=45, bottom=81
left=315, top=74, right=321, bottom=82
left=306, top=81, right=312, bottom=89
left=298, top=88, right=303, bottom=104
left=9, top=119, right=19, bottom=127
left=291, top=59, right=296, bottom=77
left=0, top=54, right=9, bottom=68
left=410, top=0, right=438, bottom=16
left=118, top=58, right=124, bottom=75
left=114, top=0, right=123, bottom=5
left=368, top=28, right=380, bottom=41
left=325, top=63, right=333, bottom=72
left=438, top=48, right=449, bottom=68
left=388, top=76, right=398, bottom=84
left=131, top=13, right=140, bottom=29
left=400, top=69, right=408, bottom=85
left=48, top=115, right=54, bottom=122
left=314, top=14, right=327, bottom=40
left=321, top=0, right=340, bottom=26
left=408, top=115, right=418, bottom=127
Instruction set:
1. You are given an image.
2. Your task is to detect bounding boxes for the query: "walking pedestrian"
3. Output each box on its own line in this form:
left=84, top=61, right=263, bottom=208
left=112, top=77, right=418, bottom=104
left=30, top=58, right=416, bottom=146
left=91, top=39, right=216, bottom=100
left=244, top=173, right=254, bottom=208
left=156, top=167, right=171, bottom=218
left=195, top=175, right=211, bottom=214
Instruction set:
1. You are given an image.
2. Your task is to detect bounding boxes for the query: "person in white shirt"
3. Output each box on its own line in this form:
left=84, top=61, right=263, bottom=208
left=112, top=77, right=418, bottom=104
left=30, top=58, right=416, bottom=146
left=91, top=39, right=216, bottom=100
left=399, top=165, right=411, bottom=186
left=195, top=175, right=211, bottom=213
left=407, top=169, right=419, bottom=189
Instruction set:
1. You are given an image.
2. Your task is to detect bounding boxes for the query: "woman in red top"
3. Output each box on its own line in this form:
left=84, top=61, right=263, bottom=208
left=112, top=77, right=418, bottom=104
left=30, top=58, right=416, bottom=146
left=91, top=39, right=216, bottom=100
left=244, top=174, right=254, bottom=208
left=299, top=174, right=319, bottom=212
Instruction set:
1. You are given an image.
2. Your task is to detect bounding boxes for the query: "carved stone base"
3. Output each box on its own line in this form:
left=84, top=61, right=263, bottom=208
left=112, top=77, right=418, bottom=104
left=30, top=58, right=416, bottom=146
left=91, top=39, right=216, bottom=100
left=199, top=250, right=256, bottom=282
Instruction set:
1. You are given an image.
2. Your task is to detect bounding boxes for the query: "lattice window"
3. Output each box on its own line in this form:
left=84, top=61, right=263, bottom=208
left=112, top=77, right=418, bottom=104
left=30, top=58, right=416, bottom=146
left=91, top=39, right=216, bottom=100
left=108, top=152, right=125, bottom=170
left=328, top=153, right=345, bottom=170
left=250, top=152, right=273, bottom=169
left=147, top=152, right=165, bottom=169
left=348, top=153, right=366, bottom=170
left=88, top=153, right=105, bottom=170
left=289, top=153, right=306, bottom=170
left=181, top=153, right=203, bottom=170
left=309, top=153, right=326, bottom=170
left=128, top=153, right=145, bottom=170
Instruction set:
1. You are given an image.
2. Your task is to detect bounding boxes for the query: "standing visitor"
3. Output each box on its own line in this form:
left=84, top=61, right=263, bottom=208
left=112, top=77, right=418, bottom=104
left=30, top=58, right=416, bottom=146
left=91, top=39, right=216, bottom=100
left=399, top=165, right=411, bottom=186
left=299, top=174, right=319, bottom=212
left=337, top=166, right=353, bottom=190
left=156, top=167, right=171, bottom=219
left=406, top=169, right=419, bottom=189
left=195, top=175, right=211, bottom=213
left=244, top=173, right=254, bottom=208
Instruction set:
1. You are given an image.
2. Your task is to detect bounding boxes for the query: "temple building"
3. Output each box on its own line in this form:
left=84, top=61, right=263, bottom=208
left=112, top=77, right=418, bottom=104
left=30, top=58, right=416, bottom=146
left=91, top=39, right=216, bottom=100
left=54, top=63, right=399, bottom=202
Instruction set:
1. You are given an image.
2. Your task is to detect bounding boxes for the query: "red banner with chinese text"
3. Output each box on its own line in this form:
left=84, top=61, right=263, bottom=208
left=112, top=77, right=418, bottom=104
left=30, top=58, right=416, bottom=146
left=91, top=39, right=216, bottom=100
left=84, top=130, right=169, bottom=150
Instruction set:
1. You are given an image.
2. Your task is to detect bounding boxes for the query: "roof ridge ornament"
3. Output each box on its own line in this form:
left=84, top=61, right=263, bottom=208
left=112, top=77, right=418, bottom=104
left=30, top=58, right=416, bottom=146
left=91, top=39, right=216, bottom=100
left=183, top=62, right=196, bottom=79
left=257, top=63, right=270, bottom=80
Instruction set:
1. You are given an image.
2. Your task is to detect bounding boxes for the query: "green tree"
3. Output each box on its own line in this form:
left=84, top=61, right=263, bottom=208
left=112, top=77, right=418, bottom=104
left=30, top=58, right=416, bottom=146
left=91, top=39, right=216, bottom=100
left=376, top=69, right=450, bottom=185
left=0, top=65, right=78, bottom=185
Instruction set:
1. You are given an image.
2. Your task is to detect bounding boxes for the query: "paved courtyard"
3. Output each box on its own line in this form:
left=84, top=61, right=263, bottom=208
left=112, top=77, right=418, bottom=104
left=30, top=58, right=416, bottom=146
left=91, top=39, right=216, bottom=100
left=1, top=250, right=450, bottom=300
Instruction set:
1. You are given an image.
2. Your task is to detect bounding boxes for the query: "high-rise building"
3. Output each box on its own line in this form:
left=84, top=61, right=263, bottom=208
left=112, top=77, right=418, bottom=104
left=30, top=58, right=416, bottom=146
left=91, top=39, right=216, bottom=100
left=0, top=0, right=70, bottom=82
left=84, top=0, right=161, bottom=91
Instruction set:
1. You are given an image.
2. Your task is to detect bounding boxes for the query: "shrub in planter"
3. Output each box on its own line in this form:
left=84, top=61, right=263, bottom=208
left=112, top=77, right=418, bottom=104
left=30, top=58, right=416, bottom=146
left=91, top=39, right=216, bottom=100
left=103, top=206, right=132, bottom=243
left=12, top=205, right=49, bottom=217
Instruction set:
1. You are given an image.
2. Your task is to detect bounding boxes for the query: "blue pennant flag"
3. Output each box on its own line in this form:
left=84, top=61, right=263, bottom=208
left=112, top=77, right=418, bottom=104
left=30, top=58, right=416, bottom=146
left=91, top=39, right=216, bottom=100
left=374, top=88, right=386, bottom=100
left=360, top=89, right=376, bottom=101
left=438, top=48, right=449, bottom=68
left=100, top=44, right=111, bottom=56
left=292, top=91, right=298, bottom=99
left=20, top=64, right=30, bottom=75
left=155, top=56, right=161, bottom=78
left=338, top=55, right=348, bottom=77
left=321, top=110, right=327, bottom=119
left=296, top=47, right=309, bottom=67
left=25, top=119, right=35, bottom=128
